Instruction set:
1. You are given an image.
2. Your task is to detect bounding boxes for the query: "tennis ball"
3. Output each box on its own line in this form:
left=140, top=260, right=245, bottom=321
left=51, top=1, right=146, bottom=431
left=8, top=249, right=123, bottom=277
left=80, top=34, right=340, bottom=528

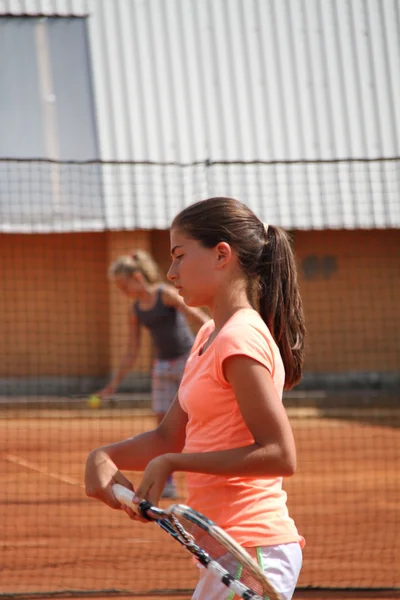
left=87, top=394, right=101, bottom=409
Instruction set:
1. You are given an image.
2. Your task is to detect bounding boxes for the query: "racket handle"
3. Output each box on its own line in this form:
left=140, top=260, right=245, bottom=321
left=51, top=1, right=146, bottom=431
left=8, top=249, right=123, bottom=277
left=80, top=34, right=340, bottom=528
left=111, top=483, right=164, bottom=521
left=112, top=483, right=140, bottom=513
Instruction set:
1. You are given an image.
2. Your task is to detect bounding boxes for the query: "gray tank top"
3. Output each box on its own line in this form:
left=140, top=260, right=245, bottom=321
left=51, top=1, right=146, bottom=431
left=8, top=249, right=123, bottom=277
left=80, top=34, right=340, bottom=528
left=134, top=287, right=195, bottom=360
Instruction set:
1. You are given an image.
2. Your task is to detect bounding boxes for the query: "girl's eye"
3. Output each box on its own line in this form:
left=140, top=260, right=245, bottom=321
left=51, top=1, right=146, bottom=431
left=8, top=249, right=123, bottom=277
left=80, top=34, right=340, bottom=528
left=175, top=254, right=184, bottom=260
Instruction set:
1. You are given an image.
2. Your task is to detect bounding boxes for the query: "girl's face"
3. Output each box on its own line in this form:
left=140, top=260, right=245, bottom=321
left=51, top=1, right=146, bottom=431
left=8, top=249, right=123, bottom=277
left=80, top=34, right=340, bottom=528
left=167, top=228, right=232, bottom=307
left=113, top=273, right=144, bottom=298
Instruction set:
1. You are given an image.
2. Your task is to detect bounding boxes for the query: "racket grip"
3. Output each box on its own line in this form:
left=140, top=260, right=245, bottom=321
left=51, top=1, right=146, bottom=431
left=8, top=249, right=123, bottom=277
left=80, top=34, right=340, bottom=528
left=112, top=483, right=164, bottom=521
left=112, top=483, right=140, bottom=514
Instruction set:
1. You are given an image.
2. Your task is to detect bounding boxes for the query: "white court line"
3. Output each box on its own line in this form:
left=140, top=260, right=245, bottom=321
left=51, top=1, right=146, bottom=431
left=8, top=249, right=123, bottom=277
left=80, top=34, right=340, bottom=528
left=4, top=453, right=84, bottom=487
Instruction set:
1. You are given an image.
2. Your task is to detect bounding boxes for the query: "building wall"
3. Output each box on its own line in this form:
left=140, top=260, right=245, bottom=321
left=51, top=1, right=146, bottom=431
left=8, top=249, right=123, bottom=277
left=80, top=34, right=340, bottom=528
left=1, top=229, right=398, bottom=391
left=0, top=232, right=110, bottom=378
left=0, top=230, right=153, bottom=392
left=296, top=229, right=400, bottom=376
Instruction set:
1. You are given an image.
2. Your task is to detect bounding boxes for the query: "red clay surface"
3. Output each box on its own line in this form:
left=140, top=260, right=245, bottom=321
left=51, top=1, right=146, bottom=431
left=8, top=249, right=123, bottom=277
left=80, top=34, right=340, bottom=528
left=1, top=408, right=399, bottom=598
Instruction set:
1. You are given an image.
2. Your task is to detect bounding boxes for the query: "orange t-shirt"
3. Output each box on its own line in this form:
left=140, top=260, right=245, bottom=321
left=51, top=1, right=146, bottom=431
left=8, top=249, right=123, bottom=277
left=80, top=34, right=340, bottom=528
left=178, top=308, right=304, bottom=548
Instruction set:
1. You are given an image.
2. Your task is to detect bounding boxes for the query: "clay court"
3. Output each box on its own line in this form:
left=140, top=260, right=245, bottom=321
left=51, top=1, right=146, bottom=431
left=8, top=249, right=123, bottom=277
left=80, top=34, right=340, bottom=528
left=1, top=405, right=399, bottom=599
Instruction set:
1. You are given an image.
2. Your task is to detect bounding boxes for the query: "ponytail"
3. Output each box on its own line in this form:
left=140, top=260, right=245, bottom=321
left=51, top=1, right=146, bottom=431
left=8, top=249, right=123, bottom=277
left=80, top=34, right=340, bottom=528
left=259, top=226, right=306, bottom=390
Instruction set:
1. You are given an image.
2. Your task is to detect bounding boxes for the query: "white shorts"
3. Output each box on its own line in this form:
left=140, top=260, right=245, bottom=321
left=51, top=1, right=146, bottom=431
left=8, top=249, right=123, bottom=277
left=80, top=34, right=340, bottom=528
left=192, top=542, right=302, bottom=600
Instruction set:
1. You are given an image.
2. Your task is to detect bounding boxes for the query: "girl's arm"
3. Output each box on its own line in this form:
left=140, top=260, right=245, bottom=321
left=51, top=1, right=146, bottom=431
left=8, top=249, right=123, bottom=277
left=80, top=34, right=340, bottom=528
left=136, top=356, right=296, bottom=504
left=97, top=311, right=140, bottom=398
left=85, top=395, right=188, bottom=508
left=161, top=285, right=210, bottom=327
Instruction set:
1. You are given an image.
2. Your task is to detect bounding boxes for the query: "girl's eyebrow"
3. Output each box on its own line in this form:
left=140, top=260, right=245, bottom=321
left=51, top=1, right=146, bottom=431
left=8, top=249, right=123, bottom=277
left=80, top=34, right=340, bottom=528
left=171, top=245, right=183, bottom=256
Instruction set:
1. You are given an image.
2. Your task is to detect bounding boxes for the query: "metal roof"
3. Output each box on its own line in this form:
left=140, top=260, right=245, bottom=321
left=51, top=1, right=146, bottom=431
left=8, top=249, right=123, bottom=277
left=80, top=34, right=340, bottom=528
left=0, top=0, right=91, bottom=16
left=0, top=0, right=399, bottom=231
left=90, top=0, right=400, bottom=163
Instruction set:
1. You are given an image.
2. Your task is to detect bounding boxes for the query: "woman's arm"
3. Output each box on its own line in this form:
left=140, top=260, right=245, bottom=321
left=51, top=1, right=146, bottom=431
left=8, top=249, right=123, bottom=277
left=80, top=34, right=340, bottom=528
left=97, top=311, right=140, bottom=398
left=85, top=395, right=188, bottom=508
left=136, top=356, right=296, bottom=504
left=161, top=285, right=209, bottom=327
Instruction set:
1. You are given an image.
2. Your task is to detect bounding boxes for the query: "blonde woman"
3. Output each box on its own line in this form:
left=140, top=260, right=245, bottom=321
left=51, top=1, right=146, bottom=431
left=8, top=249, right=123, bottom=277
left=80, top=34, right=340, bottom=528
left=97, top=250, right=209, bottom=498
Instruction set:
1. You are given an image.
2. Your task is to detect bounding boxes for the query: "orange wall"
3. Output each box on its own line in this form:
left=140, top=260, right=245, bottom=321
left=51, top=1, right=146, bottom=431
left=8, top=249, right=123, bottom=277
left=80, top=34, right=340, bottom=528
left=295, top=229, right=400, bottom=372
left=0, top=233, right=110, bottom=377
left=0, top=229, right=398, bottom=380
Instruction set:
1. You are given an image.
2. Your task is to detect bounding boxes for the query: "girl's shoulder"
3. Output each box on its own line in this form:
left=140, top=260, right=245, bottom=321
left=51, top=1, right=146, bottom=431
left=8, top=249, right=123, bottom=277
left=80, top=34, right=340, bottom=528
left=215, top=309, right=281, bottom=380
left=215, top=309, right=278, bottom=359
left=219, top=308, right=269, bottom=340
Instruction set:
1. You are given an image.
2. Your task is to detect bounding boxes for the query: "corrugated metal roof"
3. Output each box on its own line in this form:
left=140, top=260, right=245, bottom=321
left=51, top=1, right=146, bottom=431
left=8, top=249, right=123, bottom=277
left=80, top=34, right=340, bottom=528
left=89, top=0, right=400, bottom=163
left=0, top=0, right=91, bottom=16
left=0, top=0, right=399, bottom=231
left=87, top=0, right=400, bottom=230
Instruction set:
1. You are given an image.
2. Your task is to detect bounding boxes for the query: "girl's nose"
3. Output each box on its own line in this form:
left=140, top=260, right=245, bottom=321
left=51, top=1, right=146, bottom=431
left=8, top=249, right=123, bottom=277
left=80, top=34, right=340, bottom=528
left=167, top=264, right=176, bottom=281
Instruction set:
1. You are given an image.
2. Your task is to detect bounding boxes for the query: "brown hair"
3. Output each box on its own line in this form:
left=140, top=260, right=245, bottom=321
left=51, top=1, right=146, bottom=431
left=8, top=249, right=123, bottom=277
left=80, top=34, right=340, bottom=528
left=109, top=249, right=162, bottom=284
left=171, top=197, right=306, bottom=390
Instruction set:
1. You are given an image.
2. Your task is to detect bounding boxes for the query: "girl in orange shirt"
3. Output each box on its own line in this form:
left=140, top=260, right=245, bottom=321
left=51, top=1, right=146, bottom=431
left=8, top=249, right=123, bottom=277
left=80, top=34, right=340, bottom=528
left=85, top=197, right=306, bottom=599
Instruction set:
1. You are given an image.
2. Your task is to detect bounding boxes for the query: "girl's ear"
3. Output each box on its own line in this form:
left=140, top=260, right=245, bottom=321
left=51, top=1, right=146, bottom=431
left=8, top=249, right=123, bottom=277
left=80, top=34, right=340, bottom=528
left=215, top=242, right=233, bottom=269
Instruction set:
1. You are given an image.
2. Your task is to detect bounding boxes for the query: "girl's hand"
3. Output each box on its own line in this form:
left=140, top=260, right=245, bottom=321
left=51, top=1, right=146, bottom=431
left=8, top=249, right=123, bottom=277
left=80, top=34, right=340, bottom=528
left=135, top=455, right=173, bottom=507
left=85, top=449, right=134, bottom=509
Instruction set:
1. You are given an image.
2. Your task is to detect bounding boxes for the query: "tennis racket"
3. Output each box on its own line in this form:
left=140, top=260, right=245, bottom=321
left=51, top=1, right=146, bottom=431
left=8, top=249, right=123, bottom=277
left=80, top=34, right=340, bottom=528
left=112, top=483, right=281, bottom=600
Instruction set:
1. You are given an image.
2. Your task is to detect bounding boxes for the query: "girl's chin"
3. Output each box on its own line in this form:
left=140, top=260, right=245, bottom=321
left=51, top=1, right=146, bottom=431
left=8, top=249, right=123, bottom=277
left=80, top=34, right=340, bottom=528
left=182, top=294, right=204, bottom=308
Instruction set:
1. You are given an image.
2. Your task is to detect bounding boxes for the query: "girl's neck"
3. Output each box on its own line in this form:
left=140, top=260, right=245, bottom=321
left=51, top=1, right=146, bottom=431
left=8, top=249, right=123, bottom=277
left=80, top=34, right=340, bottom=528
left=209, top=287, right=252, bottom=332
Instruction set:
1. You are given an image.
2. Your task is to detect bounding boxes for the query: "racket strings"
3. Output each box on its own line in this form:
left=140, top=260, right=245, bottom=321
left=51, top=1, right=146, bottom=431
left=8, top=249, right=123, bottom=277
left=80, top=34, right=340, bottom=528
left=175, top=514, right=268, bottom=598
